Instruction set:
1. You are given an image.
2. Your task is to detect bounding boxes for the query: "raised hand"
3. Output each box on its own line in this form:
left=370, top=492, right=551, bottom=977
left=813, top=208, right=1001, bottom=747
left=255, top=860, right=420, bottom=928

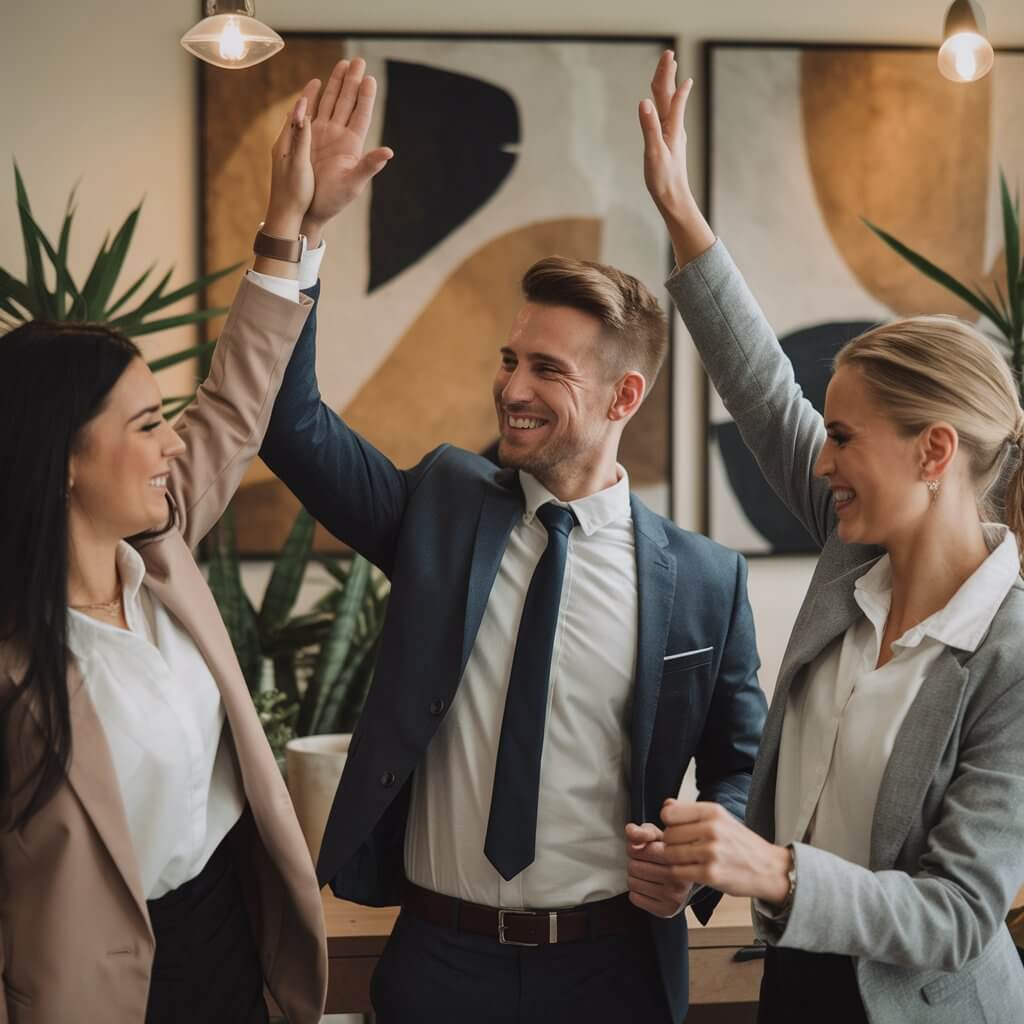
left=625, top=821, right=693, bottom=918
left=638, top=50, right=715, bottom=267
left=261, top=94, right=314, bottom=257
left=298, top=58, right=394, bottom=246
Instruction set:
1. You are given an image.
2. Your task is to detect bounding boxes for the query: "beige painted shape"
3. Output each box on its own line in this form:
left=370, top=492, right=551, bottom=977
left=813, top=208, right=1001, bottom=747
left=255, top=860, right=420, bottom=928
left=801, top=49, right=1005, bottom=319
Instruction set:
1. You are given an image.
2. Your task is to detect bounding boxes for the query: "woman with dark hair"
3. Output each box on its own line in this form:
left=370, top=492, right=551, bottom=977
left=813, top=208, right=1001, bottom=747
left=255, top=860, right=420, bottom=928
left=0, top=60, right=391, bottom=1024
left=627, top=50, right=1024, bottom=1024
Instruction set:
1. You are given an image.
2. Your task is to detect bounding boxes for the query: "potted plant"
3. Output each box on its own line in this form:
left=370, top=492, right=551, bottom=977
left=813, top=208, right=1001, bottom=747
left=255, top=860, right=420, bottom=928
left=205, top=504, right=388, bottom=857
left=1, top=163, right=240, bottom=412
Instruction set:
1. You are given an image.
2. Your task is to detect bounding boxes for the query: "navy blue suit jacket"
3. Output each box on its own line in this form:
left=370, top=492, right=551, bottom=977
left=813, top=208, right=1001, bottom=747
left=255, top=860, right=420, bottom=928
left=260, top=285, right=767, bottom=1024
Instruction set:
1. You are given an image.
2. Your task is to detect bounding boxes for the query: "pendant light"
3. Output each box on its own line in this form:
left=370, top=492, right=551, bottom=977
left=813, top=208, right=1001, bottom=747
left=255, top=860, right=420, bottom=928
left=938, top=0, right=994, bottom=82
left=180, top=0, right=284, bottom=70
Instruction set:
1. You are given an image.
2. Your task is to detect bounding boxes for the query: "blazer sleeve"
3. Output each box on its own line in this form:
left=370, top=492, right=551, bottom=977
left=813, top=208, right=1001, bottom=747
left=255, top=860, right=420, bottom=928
left=259, top=283, right=419, bottom=576
left=165, top=277, right=312, bottom=551
left=758, top=675, right=1024, bottom=970
left=665, top=241, right=835, bottom=550
left=690, top=552, right=768, bottom=924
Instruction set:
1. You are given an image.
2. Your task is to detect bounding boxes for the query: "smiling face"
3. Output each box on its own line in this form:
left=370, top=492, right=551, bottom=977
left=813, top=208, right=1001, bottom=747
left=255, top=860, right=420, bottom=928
left=813, top=363, right=931, bottom=547
left=68, top=357, right=186, bottom=541
left=492, top=302, right=623, bottom=491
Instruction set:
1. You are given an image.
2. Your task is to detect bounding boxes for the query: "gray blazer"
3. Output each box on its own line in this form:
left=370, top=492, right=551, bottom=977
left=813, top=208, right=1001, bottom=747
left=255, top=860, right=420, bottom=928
left=667, top=241, right=1024, bottom=1023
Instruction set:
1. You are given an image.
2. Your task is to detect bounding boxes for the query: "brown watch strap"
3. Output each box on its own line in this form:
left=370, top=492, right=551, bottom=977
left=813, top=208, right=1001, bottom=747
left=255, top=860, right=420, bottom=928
left=253, top=228, right=304, bottom=263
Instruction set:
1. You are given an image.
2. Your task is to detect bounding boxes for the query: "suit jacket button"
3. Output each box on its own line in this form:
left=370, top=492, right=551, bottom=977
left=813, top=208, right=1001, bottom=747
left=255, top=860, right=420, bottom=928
left=429, top=699, right=446, bottom=716
left=380, top=771, right=397, bottom=787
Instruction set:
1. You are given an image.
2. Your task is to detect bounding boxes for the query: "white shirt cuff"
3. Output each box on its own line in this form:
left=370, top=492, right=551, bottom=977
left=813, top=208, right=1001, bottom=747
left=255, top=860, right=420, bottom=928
left=245, top=269, right=300, bottom=304
left=299, top=238, right=326, bottom=290
left=246, top=239, right=326, bottom=303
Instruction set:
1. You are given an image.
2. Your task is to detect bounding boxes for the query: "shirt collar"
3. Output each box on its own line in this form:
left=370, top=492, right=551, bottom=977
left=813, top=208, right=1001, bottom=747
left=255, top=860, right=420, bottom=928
left=518, top=466, right=632, bottom=536
left=854, top=525, right=1020, bottom=653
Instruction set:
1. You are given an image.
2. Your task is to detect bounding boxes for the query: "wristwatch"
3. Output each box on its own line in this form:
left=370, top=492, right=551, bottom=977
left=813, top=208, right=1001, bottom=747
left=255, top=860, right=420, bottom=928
left=253, top=224, right=306, bottom=264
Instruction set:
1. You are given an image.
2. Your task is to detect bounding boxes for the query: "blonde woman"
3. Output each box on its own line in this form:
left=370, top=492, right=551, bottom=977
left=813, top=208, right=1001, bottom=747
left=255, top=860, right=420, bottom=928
left=625, top=51, right=1024, bottom=1024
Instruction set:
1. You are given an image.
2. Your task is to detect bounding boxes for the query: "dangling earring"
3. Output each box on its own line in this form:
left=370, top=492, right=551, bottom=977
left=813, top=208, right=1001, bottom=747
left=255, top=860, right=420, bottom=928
left=926, top=478, right=940, bottom=501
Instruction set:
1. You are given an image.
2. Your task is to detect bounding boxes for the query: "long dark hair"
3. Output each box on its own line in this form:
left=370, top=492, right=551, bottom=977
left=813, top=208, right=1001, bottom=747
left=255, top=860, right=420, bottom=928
left=0, top=321, right=140, bottom=829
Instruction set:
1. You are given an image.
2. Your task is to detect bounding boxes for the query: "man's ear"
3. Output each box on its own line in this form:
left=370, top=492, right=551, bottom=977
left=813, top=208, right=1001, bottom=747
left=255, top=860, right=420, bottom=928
left=609, top=371, right=646, bottom=422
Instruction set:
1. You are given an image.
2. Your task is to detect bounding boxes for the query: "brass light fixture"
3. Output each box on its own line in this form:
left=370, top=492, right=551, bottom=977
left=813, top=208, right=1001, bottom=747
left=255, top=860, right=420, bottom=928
left=180, top=0, right=283, bottom=70
left=938, top=0, right=994, bottom=82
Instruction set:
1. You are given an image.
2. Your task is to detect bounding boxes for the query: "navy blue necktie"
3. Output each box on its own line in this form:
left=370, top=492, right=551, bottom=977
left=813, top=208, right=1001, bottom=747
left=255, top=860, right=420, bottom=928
left=484, top=502, right=577, bottom=881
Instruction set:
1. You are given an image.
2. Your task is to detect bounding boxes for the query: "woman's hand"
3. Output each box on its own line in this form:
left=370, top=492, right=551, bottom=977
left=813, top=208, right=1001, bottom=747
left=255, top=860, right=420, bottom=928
left=660, top=799, right=793, bottom=906
left=263, top=93, right=314, bottom=241
left=296, top=58, right=394, bottom=248
left=625, top=822, right=693, bottom=918
left=638, top=50, right=715, bottom=267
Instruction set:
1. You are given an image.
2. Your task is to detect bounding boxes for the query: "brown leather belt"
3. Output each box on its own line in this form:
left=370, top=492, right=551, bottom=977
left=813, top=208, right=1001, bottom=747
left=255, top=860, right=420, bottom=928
left=401, top=879, right=646, bottom=946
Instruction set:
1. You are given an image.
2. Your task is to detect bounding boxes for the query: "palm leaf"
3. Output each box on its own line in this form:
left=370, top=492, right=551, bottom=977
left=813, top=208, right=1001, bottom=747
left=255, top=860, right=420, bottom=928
left=80, top=203, right=141, bottom=318
left=123, top=307, right=227, bottom=338
left=105, top=263, right=157, bottom=318
left=13, top=162, right=53, bottom=318
left=1000, top=171, right=1021, bottom=330
left=864, top=218, right=1012, bottom=336
left=145, top=341, right=215, bottom=373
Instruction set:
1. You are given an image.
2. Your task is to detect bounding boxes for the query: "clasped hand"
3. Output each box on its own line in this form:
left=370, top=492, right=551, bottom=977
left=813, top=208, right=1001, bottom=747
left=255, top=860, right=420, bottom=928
left=626, top=800, right=792, bottom=916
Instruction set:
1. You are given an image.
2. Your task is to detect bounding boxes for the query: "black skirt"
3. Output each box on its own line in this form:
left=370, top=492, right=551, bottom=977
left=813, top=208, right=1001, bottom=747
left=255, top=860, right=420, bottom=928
left=758, top=945, right=869, bottom=1024
left=145, top=835, right=269, bottom=1024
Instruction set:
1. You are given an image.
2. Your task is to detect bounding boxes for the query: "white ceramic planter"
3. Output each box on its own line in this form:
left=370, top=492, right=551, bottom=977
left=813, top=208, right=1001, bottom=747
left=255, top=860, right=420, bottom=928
left=284, top=734, right=351, bottom=862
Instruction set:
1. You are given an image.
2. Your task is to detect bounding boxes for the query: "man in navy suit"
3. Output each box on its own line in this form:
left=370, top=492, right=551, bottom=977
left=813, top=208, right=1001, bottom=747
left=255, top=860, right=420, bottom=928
left=259, top=59, right=767, bottom=1024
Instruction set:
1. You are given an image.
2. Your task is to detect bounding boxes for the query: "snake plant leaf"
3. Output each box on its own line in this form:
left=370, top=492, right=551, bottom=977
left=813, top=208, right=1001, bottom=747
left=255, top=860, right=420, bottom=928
left=205, top=504, right=262, bottom=690
left=316, top=631, right=379, bottom=735
left=301, top=555, right=372, bottom=735
left=259, top=507, right=316, bottom=634
left=863, top=218, right=1012, bottom=337
left=272, top=654, right=300, bottom=704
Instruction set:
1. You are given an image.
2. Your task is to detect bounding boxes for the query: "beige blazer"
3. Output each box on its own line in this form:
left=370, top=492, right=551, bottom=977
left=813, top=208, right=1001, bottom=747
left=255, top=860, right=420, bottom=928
left=0, top=279, right=327, bottom=1024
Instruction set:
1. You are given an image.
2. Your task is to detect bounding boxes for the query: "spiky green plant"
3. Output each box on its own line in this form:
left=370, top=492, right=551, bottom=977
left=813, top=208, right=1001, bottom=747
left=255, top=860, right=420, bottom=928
left=1, top=162, right=241, bottom=417
left=205, top=504, right=388, bottom=758
left=865, top=168, right=1023, bottom=399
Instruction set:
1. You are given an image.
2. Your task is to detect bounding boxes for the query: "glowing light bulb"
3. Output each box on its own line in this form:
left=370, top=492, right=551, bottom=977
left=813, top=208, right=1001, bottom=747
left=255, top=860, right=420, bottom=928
left=218, top=16, right=247, bottom=62
left=954, top=41, right=978, bottom=80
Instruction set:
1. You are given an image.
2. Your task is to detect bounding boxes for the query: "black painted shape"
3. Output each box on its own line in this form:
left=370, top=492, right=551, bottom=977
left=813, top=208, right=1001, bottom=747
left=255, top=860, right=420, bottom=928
left=713, top=320, right=876, bottom=554
left=368, top=60, right=520, bottom=292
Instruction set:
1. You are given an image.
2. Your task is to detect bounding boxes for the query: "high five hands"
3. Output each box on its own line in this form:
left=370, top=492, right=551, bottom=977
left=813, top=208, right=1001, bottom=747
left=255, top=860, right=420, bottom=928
left=627, top=800, right=793, bottom=917
left=294, top=58, right=394, bottom=248
left=638, top=50, right=716, bottom=268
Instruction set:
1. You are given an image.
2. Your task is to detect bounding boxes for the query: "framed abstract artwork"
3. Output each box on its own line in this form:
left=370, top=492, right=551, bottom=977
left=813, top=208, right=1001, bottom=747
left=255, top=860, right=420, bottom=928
left=201, top=32, right=673, bottom=554
left=704, top=41, right=1024, bottom=555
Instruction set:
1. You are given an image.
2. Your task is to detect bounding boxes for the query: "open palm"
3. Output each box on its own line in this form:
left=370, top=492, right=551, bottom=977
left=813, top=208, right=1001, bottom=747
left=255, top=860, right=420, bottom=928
left=299, top=58, right=394, bottom=230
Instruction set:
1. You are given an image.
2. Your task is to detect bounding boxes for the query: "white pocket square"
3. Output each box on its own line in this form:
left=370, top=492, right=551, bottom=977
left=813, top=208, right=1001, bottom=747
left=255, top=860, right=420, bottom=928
left=664, top=646, right=713, bottom=662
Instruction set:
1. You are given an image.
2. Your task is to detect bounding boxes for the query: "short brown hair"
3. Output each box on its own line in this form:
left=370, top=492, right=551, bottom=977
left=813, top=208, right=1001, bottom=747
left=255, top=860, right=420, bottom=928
left=521, top=256, right=668, bottom=394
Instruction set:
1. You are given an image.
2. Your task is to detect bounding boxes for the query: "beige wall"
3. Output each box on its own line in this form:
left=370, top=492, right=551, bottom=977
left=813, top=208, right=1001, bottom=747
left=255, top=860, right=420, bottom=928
left=3, top=0, right=1023, bottom=696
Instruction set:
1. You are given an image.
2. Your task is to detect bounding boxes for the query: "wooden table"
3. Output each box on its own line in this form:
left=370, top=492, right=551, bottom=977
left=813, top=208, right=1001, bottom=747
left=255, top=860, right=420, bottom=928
left=315, top=891, right=763, bottom=1022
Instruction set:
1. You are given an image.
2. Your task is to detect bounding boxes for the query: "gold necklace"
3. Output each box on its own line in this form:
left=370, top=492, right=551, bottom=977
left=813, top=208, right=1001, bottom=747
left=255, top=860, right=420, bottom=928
left=69, top=594, right=123, bottom=615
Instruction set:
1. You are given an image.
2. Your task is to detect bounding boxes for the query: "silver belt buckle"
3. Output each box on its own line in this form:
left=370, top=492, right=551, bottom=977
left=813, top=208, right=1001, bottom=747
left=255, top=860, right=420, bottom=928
left=497, top=909, right=558, bottom=946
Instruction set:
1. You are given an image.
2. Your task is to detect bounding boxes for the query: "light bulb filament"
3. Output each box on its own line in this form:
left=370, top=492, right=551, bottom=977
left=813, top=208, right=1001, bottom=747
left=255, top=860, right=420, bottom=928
left=218, top=16, right=247, bottom=62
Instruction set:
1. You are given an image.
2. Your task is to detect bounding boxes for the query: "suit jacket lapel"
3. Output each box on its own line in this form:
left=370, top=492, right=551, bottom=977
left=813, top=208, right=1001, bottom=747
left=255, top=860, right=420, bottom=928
left=629, top=497, right=676, bottom=823
left=870, top=648, right=969, bottom=869
left=460, top=473, right=523, bottom=675
left=746, top=559, right=875, bottom=838
left=58, top=664, right=150, bottom=927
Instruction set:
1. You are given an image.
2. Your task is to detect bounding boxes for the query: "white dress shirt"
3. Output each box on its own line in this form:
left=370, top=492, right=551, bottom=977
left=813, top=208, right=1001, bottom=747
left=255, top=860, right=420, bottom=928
left=404, top=467, right=638, bottom=909
left=774, top=525, right=1020, bottom=868
left=66, top=544, right=246, bottom=899
left=63, top=257, right=324, bottom=900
